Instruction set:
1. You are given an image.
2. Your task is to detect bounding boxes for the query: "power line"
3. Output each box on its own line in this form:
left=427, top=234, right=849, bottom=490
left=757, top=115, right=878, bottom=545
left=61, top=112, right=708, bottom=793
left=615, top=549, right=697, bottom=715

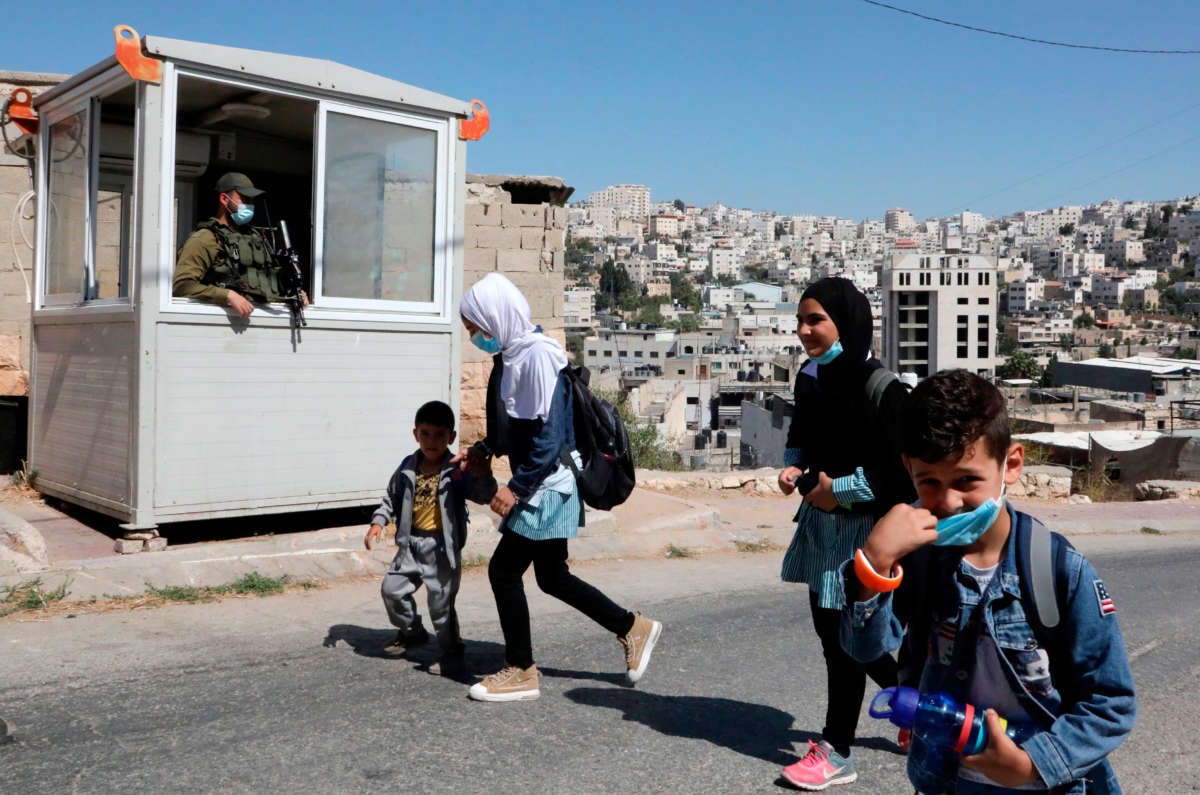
left=1037, top=131, right=1200, bottom=208
left=860, top=0, right=1200, bottom=54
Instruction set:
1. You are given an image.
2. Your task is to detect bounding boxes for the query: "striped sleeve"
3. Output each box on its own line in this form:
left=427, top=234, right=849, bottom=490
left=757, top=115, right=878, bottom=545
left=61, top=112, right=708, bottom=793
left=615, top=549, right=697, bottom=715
left=832, top=467, right=875, bottom=506
left=783, top=447, right=806, bottom=468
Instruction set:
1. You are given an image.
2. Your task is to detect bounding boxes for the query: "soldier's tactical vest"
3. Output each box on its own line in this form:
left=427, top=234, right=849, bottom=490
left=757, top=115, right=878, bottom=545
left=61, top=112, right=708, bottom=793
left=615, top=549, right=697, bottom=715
left=196, top=218, right=281, bottom=302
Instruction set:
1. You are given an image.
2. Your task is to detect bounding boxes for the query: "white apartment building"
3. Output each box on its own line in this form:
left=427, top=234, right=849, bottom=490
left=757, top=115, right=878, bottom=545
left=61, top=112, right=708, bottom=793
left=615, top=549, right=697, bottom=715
left=1104, top=239, right=1145, bottom=267
left=885, top=207, right=916, bottom=233
left=588, top=205, right=617, bottom=235
left=881, top=252, right=998, bottom=378
left=704, top=286, right=746, bottom=310
left=709, top=247, right=742, bottom=277
left=588, top=184, right=651, bottom=220
left=960, top=210, right=987, bottom=235
left=643, top=242, right=679, bottom=263
left=650, top=214, right=681, bottom=238
left=1008, top=315, right=1072, bottom=348
left=563, top=287, right=596, bottom=329
left=1091, top=274, right=1131, bottom=307
left=583, top=328, right=677, bottom=374
left=1007, top=278, right=1046, bottom=313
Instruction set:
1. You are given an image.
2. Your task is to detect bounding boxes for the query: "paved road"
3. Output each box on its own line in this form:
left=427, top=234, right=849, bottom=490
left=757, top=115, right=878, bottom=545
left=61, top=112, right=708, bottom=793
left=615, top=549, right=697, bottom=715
left=2, top=533, right=1197, bottom=793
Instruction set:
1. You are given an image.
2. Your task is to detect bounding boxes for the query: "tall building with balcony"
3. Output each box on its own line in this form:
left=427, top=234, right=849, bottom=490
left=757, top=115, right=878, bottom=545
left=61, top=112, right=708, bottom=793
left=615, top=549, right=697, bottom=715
left=885, top=207, right=916, bottom=233
left=881, top=252, right=998, bottom=379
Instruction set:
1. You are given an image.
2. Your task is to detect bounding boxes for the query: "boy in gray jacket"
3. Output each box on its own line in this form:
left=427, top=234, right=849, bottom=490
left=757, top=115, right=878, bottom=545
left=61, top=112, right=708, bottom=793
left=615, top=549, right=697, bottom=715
left=365, top=401, right=496, bottom=668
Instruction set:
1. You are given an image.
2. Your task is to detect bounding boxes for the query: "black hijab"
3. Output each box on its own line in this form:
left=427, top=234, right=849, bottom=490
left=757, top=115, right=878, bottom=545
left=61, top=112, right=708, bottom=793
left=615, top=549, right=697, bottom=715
left=800, top=277, right=875, bottom=391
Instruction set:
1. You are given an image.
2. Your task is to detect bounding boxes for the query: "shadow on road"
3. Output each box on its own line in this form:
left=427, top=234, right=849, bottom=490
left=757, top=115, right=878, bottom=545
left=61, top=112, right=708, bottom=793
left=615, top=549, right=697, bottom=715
left=538, top=666, right=629, bottom=686
left=322, top=624, right=506, bottom=679
left=564, top=687, right=902, bottom=765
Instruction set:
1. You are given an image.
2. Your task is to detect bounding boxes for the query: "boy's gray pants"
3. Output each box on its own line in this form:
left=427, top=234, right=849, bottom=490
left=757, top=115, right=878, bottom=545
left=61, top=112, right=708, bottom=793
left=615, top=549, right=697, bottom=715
left=381, top=535, right=462, bottom=651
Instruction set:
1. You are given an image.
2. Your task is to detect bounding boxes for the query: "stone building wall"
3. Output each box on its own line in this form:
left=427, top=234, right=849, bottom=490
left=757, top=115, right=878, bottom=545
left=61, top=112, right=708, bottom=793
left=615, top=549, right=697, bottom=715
left=0, top=72, right=67, bottom=395
left=459, top=174, right=569, bottom=443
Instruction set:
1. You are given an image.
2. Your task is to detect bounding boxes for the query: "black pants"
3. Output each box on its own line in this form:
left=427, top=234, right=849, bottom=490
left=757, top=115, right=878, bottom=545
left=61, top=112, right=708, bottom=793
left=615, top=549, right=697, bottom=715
left=488, top=531, right=636, bottom=669
left=809, top=590, right=898, bottom=757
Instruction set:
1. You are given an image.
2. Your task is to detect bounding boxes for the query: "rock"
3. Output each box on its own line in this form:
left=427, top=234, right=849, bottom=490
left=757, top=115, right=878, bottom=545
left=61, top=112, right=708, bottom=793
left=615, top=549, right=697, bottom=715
left=114, top=538, right=143, bottom=554
left=144, top=537, right=168, bottom=552
left=0, top=510, right=48, bottom=575
left=1048, top=477, right=1072, bottom=498
left=1008, top=479, right=1027, bottom=498
left=122, top=531, right=158, bottom=541
left=720, top=475, right=744, bottom=489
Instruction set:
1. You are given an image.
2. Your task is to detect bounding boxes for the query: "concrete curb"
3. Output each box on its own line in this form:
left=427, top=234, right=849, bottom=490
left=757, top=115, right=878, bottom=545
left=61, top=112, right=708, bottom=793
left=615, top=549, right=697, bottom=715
left=0, top=504, right=49, bottom=575
left=0, top=497, right=727, bottom=604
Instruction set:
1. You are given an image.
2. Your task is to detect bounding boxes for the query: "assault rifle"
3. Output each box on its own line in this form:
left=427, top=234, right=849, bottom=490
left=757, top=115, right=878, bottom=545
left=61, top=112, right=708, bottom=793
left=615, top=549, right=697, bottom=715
left=273, top=220, right=307, bottom=333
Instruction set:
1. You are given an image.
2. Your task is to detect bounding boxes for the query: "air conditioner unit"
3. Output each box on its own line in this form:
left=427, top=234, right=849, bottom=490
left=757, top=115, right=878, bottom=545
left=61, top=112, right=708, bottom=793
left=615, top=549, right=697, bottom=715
left=98, top=123, right=210, bottom=178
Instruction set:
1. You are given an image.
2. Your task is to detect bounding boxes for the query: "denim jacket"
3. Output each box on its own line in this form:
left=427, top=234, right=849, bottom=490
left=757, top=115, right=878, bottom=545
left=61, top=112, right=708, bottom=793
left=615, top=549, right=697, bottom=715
left=504, top=371, right=577, bottom=502
left=839, top=505, right=1136, bottom=794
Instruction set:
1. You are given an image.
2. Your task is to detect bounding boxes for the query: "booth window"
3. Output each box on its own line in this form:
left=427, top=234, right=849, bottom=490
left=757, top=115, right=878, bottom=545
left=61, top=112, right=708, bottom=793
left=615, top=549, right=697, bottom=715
left=44, top=110, right=88, bottom=298
left=318, top=108, right=440, bottom=309
left=42, top=81, right=135, bottom=305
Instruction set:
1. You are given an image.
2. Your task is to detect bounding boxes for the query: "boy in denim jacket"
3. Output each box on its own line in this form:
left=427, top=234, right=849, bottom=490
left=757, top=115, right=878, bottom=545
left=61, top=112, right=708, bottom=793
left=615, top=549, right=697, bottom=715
left=840, top=370, right=1135, bottom=793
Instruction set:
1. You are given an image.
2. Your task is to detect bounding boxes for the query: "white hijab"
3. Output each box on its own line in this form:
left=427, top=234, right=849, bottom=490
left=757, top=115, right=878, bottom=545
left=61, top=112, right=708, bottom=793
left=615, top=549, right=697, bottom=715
left=460, top=273, right=569, bottom=421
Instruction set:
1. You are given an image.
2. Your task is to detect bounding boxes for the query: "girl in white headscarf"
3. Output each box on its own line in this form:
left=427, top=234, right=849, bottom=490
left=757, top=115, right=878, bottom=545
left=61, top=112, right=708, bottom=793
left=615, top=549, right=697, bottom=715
left=457, top=274, right=662, bottom=702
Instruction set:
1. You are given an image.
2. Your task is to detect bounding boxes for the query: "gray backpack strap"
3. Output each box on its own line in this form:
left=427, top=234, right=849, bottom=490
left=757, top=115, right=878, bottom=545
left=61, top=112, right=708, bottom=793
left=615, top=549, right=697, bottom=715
left=864, top=367, right=898, bottom=410
left=1023, top=515, right=1061, bottom=629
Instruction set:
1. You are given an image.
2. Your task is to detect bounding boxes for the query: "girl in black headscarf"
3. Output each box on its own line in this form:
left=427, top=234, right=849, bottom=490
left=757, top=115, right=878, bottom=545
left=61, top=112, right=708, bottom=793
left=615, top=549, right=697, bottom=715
left=776, top=277, right=916, bottom=790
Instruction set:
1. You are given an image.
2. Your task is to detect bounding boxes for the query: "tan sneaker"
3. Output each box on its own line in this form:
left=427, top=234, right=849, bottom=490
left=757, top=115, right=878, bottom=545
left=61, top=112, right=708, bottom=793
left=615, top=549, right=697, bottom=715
left=619, top=614, right=663, bottom=683
left=468, top=664, right=540, bottom=702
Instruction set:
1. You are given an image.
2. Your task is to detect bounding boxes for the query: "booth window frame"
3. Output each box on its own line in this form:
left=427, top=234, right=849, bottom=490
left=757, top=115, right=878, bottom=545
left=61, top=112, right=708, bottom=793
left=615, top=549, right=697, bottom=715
left=35, top=67, right=139, bottom=312
left=160, top=65, right=456, bottom=326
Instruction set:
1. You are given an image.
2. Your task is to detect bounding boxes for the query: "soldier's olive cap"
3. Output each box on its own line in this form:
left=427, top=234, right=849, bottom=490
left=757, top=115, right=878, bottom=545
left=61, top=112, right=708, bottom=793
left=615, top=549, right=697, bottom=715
left=214, top=172, right=264, bottom=198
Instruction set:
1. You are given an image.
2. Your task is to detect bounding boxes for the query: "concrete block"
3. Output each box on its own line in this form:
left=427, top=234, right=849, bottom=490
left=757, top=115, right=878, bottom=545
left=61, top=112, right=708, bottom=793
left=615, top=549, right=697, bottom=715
left=465, top=203, right=501, bottom=227
left=552, top=289, right=565, bottom=318
left=542, top=228, right=565, bottom=251
left=525, top=286, right=554, bottom=321
left=114, top=538, right=143, bottom=554
left=0, top=369, right=27, bottom=396
left=540, top=250, right=555, bottom=272
left=551, top=206, right=568, bottom=228
left=145, top=537, right=168, bottom=552
left=502, top=204, right=547, bottom=228
left=470, top=226, right=522, bottom=250
left=463, top=247, right=496, bottom=273
left=552, top=250, right=565, bottom=271
left=520, top=228, right=544, bottom=250
left=497, top=248, right=542, bottom=273
left=0, top=335, right=19, bottom=369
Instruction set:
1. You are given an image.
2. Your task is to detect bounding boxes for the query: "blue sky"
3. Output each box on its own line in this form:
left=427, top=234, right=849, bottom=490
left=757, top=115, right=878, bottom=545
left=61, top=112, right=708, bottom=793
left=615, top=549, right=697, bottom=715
left=7, top=1, right=1199, bottom=220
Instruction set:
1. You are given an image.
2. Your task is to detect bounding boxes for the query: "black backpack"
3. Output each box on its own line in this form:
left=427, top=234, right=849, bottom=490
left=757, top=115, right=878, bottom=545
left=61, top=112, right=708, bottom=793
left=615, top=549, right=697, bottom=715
left=558, top=365, right=636, bottom=511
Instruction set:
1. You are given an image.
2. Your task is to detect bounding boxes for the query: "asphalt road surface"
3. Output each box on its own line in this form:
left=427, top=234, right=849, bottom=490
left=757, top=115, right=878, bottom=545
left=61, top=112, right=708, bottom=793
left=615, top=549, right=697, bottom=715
left=2, top=533, right=1197, bottom=793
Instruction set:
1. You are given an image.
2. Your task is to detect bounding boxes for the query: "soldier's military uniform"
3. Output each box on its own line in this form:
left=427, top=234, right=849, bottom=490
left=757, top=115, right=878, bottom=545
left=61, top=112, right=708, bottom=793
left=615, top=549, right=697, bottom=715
left=172, top=172, right=284, bottom=304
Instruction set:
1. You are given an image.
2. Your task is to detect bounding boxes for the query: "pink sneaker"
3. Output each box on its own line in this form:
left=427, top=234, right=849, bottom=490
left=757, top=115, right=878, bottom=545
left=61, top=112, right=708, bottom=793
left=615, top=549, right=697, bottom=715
left=781, top=740, right=857, bottom=791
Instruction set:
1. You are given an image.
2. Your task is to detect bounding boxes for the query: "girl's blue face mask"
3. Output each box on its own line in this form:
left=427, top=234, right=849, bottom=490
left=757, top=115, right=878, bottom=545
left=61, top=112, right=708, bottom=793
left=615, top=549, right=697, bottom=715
left=470, top=330, right=501, bottom=354
left=812, top=339, right=843, bottom=365
left=929, top=484, right=1007, bottom=547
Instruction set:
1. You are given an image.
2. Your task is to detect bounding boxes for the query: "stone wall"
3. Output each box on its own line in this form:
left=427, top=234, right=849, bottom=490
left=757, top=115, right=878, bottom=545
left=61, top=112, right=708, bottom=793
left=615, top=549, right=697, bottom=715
left=0, top=72, right=66, bottom=395
left=459, top=174, right=569, bottom=442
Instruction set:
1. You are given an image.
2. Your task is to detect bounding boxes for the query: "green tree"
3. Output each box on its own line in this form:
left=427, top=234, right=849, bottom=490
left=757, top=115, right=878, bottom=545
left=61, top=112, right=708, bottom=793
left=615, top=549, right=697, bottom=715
left=565, top=235, right=596, bottom=268
left=669, top=272, right=701, bottom=311
left=1171, top=347, right=1198, bottom=360
left=1040, top=354, right=1058, bottom=387
left=1073, top=314, right=1096, bottom=329
left=1162, top=205, right=1175, bottom=225
left=669, top=315, right=701, bottom=333
left=634, top=304, right=664, bottom=326
left=998, top=334, right=1019, bottom=356
left=1058, top=223, right=1076, bottom=236
left=595, top=260, right=640, bottom=312
left=1097, top=342, right=1116, bottom=358
left=1124, top=215, right=1139, bottom=230
left=1058, top=333, right=1074, bottom=351
left=996, top=351, right=1044, bottom=381
left=672, top=198, right=686, bottom=212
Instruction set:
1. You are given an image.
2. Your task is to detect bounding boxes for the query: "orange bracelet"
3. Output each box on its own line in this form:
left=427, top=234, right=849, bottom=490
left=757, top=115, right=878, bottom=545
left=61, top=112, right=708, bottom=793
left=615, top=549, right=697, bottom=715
left=854, top=548, right=903, bottom=592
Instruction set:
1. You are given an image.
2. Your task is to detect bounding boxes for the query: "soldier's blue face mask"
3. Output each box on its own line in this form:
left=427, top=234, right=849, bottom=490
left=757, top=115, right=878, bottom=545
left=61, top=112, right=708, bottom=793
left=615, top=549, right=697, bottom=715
left=812, top=339, right=843, bottom=365
left=230, top=203, right=255, bottom=226
left=471, top=330, right=501, bottom=354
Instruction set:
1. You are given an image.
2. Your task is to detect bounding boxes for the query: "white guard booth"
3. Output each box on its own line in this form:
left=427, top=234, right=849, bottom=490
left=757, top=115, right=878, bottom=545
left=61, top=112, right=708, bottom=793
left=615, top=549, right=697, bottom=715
left=29, top=29, right=484, bottom=530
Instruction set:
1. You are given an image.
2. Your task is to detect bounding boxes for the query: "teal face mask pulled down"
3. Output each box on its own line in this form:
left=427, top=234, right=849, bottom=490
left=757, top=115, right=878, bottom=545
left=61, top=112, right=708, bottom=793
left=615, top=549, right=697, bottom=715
left=930, top=487, right=1005, bottom=547
left=470, top=331, right=501, bottom=354
left=811, top=339, right=843, bottom=365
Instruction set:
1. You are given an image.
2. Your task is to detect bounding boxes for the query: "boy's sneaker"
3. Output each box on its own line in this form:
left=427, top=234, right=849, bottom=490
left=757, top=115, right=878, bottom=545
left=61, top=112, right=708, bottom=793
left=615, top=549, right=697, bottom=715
left=381, top=627, right=429, bottom=658
left=781, top=740, right=857, bottom=791
left=468, top=664, right=540, bottom=702
left=619, top=613, right=662, bottom=683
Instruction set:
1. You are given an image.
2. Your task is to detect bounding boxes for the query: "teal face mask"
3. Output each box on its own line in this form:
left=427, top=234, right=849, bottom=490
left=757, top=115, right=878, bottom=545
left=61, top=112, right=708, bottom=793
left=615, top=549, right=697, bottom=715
left=230, top=203, right=254, bottom=226
left=812, top=339, right=843, bottom=365
left=471, top=330, right=501, bottom=354
left=930, top=485, right=1006, bottom=547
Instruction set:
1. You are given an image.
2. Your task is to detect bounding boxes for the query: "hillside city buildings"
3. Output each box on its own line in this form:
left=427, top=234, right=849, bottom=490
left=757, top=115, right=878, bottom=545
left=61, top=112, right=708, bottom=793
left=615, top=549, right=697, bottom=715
left=565, top=184, right=1200, bottom=471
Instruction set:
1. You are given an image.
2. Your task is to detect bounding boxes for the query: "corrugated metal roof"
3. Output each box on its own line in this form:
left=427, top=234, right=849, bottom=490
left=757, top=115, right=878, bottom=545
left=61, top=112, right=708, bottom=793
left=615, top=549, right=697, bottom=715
left=1071, top=356, right=1200, bottom=375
